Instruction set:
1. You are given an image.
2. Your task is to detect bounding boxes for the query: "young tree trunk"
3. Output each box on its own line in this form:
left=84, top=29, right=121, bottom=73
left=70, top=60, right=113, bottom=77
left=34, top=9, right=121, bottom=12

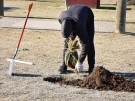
left=115, top=0, right=127, bottom=34
left=0, top=0, right=4, bottom=16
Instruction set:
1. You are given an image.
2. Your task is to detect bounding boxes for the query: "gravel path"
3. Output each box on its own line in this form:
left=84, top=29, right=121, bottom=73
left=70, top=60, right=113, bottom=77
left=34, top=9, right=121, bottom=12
left=0, top=17, right=114, bottom=32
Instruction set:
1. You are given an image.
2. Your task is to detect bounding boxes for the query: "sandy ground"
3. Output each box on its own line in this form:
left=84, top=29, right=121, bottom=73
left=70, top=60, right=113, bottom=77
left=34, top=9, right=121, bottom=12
left=0, top=28, right=135, bottom=101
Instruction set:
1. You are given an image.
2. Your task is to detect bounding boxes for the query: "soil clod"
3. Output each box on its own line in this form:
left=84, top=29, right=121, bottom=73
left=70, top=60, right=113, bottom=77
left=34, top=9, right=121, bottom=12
left=43, top=75, right=64, bottom=83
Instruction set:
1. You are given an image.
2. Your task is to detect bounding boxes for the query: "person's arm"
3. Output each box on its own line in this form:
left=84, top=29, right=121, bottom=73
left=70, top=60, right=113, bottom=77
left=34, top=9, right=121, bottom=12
left=78, top=29, right=90, bottom=63
left=75, top=29, right=90, bottom=72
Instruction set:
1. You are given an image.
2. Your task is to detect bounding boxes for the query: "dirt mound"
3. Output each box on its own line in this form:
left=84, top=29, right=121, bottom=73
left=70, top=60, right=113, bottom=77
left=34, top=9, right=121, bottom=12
left=60, top=66, right=135, bottom=92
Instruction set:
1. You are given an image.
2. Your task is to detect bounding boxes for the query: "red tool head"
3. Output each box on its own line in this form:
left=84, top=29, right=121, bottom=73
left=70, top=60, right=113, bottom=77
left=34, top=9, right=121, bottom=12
left=29, top=3, right=33, bottom=12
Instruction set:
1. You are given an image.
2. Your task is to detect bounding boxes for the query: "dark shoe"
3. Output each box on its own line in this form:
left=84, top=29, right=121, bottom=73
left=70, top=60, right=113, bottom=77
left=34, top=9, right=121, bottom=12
left=88, top=67, right=94, bottom=74
left=58, top=65, right=67, bottom=74
left=88, top=69, right=93, bottom=74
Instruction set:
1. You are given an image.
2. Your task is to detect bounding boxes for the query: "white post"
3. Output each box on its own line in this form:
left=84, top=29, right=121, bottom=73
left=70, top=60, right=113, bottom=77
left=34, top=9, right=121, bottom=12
left=64, top=0, right=68, bottom=10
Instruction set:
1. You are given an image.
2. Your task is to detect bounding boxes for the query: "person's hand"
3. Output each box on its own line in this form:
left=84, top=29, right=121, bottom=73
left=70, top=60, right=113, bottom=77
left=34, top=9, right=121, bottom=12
left=75, top=62, right=83, bottom=73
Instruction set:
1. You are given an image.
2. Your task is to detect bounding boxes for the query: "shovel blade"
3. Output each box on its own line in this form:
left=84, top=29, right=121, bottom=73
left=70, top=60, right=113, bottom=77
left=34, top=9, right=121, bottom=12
left=8, top=59, right=14, bottom=76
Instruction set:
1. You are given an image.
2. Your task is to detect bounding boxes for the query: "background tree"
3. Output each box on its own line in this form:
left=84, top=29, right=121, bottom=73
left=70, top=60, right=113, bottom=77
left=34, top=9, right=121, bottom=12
left=115, top=0, right=127, bottom=34
left=0, top=0, right=4, bottom=16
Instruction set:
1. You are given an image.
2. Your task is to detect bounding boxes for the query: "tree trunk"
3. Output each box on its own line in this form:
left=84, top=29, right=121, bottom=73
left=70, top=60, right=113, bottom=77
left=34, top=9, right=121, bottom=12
left=0, top=0, right=4, bottom=16
left=115, top=0, right=127, bottom=34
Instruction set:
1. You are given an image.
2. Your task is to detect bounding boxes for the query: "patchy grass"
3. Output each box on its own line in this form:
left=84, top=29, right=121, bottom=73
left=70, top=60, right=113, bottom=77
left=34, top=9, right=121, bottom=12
left=0, top=28, right=135, bottom=100
left=4, top=0, right=135, bottom=22
left=4, top=0, right=65, bottom=18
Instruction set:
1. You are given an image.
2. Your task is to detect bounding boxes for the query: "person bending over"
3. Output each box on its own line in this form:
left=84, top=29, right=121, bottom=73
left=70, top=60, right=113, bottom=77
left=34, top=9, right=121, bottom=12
left=58, top=4, right=95, bottom=74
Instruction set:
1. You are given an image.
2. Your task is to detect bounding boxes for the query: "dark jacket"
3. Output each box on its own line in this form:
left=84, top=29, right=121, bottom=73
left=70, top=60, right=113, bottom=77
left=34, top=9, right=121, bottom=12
left=58, top=4, right=95, bottom=66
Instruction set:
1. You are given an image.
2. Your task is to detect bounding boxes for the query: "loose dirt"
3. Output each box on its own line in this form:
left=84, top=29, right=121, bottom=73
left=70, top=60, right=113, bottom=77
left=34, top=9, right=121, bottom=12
left=60, top=66, right=135, bottom=92
left=44, top=66, right=135, bottom=92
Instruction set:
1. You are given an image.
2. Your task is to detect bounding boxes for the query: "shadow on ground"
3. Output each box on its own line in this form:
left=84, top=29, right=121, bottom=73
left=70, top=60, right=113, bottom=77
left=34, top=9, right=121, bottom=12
left=26, top=0, right=56, bottom=3
left=98, top=6, right=131, bottom=10
left=127, top=22, right=135, bottom=24
left=112, top=72, right=135, bottom=80
left=4, top=7, right=19, bottom=12
left=12, top=73, right=42, bottom=77
left=124, top=32, right=135, bottom=36
left=43, top=75, right=64, bottom=83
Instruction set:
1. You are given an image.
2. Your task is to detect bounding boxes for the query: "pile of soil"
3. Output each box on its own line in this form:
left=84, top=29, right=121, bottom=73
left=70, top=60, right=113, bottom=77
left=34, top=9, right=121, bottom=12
left=60, top=66, right=135, bottom=92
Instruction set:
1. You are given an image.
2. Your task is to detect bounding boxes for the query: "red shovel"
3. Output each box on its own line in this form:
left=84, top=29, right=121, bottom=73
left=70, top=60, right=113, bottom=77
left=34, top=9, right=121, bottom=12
left=7, top=3, right=33, bottom=76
